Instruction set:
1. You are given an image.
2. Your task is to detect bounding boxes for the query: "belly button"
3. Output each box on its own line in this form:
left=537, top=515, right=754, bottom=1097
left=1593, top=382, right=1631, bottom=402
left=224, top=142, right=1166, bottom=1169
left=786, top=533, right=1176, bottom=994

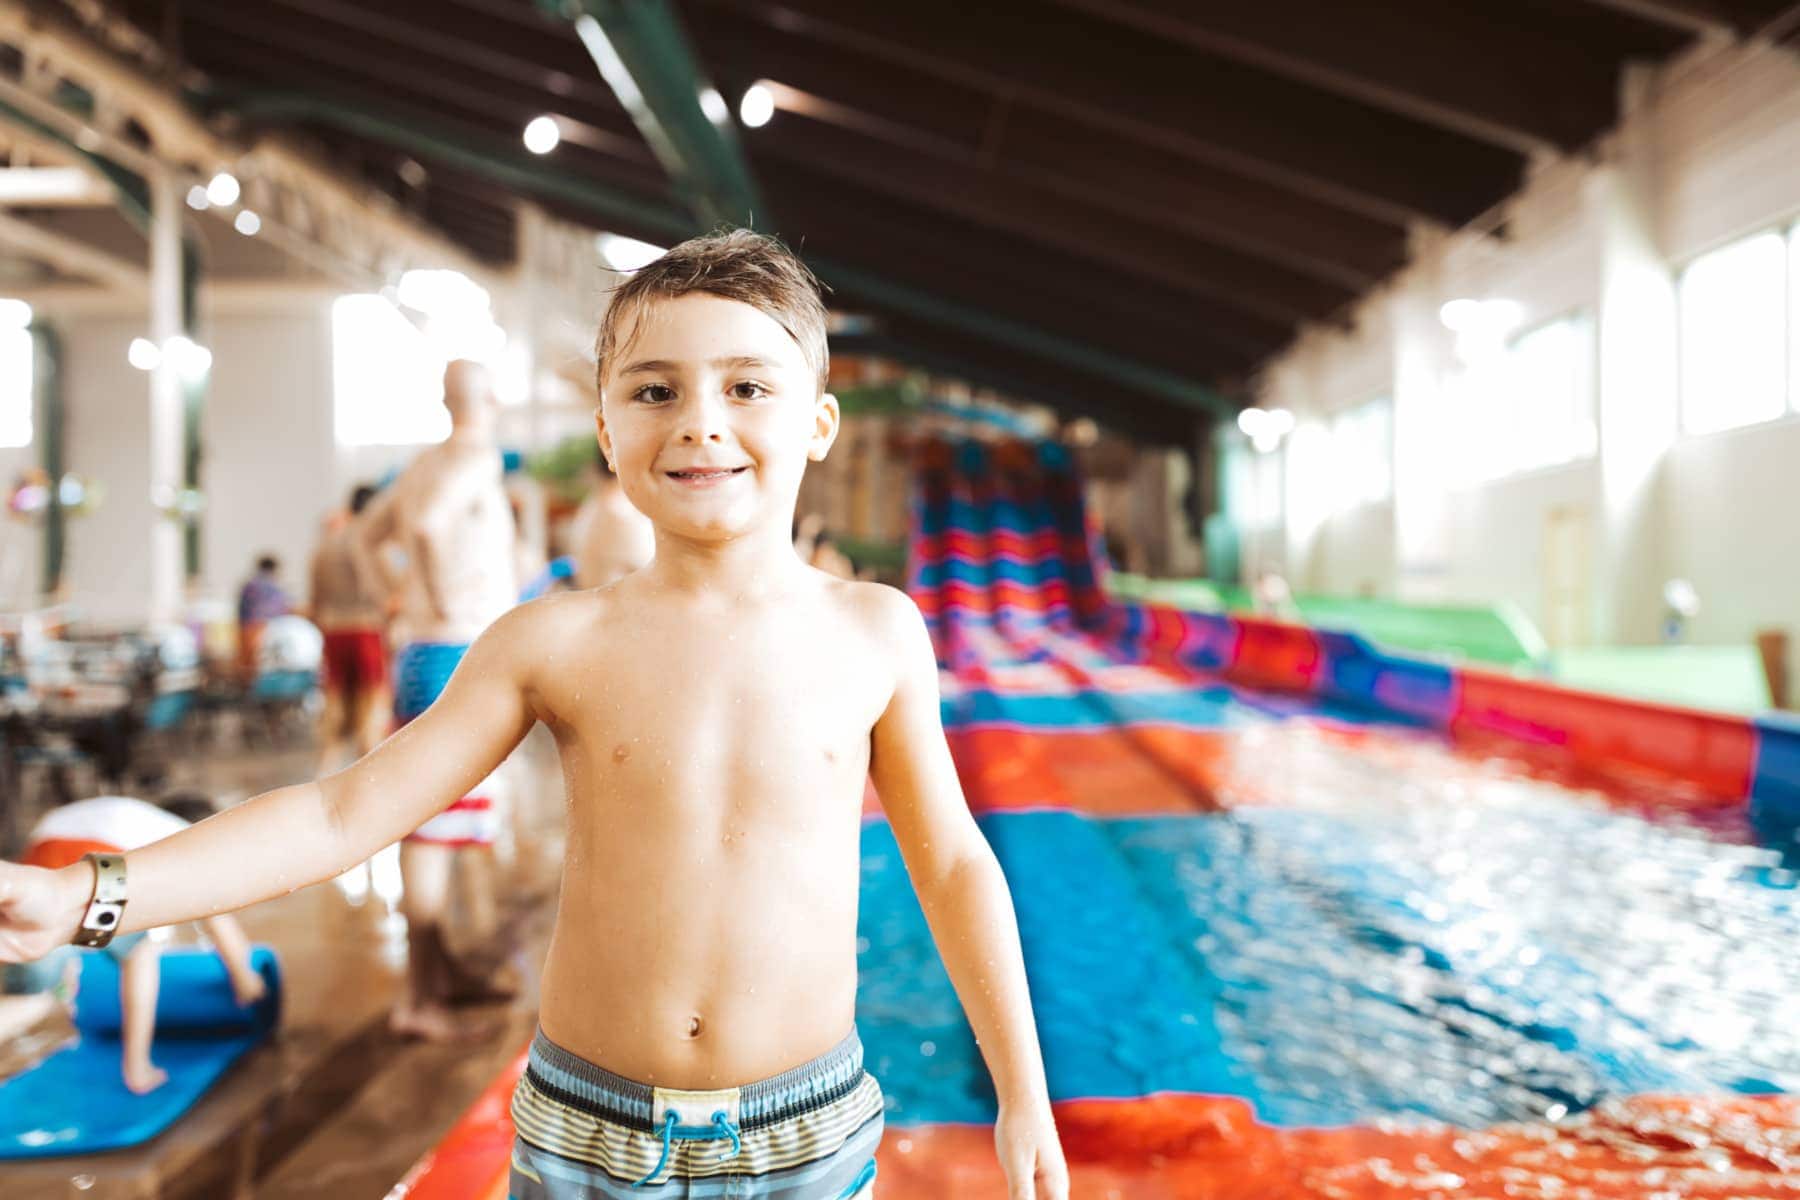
left=686, top=1015, right=703, bottom=1039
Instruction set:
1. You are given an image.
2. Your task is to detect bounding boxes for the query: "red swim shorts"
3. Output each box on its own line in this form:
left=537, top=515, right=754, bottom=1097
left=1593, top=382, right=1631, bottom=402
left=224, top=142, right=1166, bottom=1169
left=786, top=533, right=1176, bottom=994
left=321, top=628, right=387, bottom=694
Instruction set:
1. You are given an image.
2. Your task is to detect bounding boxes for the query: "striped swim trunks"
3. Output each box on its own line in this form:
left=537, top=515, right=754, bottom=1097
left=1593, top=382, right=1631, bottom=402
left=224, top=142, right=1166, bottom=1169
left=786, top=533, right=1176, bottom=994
left=509, top=1027, right=884, bottom=1198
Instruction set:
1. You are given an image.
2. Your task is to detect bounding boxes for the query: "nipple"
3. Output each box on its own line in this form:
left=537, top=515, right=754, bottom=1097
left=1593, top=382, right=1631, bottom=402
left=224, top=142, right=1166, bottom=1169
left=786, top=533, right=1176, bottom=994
left=612, top=744, right=630, bottom=764
left=686, top=1015, right=704, bottom=1039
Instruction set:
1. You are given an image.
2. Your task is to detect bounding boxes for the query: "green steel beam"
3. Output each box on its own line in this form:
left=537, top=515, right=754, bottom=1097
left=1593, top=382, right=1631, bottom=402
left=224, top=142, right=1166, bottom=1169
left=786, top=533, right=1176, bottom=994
left=31, top=323, right=64, bottom=596
left=535, top=0, right=767, bottom=229
left=216, top=88, right=693, bottom=241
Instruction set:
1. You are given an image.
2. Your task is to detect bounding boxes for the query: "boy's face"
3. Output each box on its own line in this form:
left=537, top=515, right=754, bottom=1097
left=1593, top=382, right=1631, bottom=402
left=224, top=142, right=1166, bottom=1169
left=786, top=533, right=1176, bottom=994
left=597, top=293, right=837, bottom=544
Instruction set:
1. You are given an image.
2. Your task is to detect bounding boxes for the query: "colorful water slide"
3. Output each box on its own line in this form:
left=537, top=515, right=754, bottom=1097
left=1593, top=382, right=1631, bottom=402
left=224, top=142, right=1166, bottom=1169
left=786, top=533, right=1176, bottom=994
left=405, top=437, right=1800, bottom=1199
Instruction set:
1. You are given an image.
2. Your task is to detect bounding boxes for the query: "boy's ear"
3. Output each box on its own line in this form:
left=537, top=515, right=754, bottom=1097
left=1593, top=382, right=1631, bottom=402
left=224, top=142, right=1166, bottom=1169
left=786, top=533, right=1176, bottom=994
left=808, top=392, right=841, bottom=462
left=593, top=407, right=614, bottom=471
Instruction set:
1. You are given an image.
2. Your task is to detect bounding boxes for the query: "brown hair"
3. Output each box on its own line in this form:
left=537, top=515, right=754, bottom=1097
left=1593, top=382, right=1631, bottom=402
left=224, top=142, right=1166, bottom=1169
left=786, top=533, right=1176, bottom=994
left=595, top=229, right=829, bottom=396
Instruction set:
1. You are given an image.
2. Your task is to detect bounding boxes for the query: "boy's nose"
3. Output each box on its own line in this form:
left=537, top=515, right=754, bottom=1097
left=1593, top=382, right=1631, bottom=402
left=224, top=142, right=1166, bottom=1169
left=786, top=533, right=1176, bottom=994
left=677, top=395, right=727, bottom=443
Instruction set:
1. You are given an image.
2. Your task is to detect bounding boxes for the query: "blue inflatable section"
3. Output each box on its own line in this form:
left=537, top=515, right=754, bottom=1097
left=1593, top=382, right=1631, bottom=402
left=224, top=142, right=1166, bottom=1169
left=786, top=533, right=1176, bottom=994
left=1752, top=712, right=1800, bottom=861
left=0, top=946, right=281, bottom=1160
left=942, top=686, right=1266, bottom=733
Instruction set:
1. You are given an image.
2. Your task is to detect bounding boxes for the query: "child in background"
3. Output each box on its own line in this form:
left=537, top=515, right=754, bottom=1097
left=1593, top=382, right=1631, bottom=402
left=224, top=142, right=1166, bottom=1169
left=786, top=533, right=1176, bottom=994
left=0, top=231, right=1068, bottom=1198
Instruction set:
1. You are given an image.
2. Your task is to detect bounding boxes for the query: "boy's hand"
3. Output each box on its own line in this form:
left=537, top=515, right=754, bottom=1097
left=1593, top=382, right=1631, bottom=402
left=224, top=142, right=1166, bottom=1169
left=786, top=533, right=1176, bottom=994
left=0, top=861, right=89, bottom=964
left=995, top=1101, right=1069, bottom=1200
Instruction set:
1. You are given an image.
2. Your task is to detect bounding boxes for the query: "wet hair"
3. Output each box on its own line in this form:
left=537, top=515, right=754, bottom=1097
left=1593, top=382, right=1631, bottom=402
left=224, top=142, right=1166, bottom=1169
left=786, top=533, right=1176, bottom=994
left=256, top=554, right=279, bottom=573
left=349, top=484, right=377, bottom=514
left=595, top=228, right=829, bottom=396
left=158, top=791, right=217, bottom=826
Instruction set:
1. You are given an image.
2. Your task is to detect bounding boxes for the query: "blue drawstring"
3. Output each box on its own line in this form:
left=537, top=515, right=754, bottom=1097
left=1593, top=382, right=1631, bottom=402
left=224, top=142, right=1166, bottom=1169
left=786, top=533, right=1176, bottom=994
left=712, top=1110, right=742, bottom=1162
left=629, top=1108, right=743, bottom=1188
left=631, top=1112, right=678, bottom=1188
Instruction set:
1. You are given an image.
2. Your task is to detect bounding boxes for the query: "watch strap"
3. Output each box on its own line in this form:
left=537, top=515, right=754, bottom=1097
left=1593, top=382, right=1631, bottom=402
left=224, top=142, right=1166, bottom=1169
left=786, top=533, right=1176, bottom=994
left=71, top=852, right=127, bottom=949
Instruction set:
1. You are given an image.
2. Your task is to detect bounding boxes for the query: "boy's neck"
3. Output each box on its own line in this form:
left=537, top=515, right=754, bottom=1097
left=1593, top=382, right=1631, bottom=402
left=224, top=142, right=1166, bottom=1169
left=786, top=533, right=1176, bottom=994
left=646, top=520, right=808, bottom=598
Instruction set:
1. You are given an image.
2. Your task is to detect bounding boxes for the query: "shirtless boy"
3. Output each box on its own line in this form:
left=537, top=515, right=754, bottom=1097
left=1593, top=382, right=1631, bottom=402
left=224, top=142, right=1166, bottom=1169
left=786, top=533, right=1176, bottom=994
left=0, top=231, right=1069, bottom=1199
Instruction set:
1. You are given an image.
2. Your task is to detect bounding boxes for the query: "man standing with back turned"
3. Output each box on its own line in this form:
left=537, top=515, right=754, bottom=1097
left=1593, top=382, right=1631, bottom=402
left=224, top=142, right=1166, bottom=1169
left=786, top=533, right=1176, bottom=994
left=355, top=359, right=518, bottom=1039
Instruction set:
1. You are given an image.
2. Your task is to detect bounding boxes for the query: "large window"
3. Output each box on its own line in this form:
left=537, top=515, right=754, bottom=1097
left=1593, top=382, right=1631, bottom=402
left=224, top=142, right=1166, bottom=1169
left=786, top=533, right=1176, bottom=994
left=1679, top=230, right=1789, bottom=435
left=1443, top=311, right=1595, bottom=484
left=0, top=322, right=31, bottom=449
left=1503, top=313, right=1597, bottom=472
left=332, top=294, right=451, bottom=447
left=1330, top=395, right=1392, bottom=508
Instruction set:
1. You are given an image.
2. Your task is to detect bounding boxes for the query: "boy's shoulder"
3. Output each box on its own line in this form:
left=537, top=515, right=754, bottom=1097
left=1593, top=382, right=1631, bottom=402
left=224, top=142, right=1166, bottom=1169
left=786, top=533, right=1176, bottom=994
left=819, top=576, right=928, bottom=652
left=480, top=587, right=611, bottom=656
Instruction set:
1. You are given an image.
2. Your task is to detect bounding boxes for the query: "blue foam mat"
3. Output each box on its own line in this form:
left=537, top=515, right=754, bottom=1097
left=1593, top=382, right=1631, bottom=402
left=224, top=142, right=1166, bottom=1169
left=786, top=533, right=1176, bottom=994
left=0, top=946, right=281, bottom=1160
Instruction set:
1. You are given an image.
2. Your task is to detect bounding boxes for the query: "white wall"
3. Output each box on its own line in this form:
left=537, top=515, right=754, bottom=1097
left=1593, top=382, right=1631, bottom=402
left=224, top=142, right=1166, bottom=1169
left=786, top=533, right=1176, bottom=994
left=1256, top=41, right=1800, bottom=676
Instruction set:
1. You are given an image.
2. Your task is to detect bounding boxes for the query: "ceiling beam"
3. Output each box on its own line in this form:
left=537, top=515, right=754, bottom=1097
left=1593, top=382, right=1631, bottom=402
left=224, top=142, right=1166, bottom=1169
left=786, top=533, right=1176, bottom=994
left=1571, top=0, right=1747, bottom=36
left=756, top=165, right=1293, bottom=357
left=226, top=0, right=622, bottom=103
left=217, top=84, right=1228, bottom=412
left=0, top=207, right=145, bottom=288
left=179, top=12, right=655, bottom=167
left=704, top=0, right=1523, bottom=228
left=689, top=27, right=1402, bottom=288
left=536, top=0, right=767, bottom=229
left=741, top=111, right=1357, bottom=325
left=219, top=88, right=692, bottom=244
left=1042, top=0, right=1602, bottom=155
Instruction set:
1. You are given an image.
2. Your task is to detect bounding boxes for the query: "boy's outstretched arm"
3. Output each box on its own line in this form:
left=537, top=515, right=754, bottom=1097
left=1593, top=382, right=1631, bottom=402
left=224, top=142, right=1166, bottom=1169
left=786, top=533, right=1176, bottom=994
left=868, top=593, right=1070, bottom=1200
left=0, top=610, right=539, bottom=963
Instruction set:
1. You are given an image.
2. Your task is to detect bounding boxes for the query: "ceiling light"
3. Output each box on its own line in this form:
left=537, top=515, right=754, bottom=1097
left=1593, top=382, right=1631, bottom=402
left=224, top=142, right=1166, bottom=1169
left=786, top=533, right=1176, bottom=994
left=0, top=298, right=31, bottom=329
left=739, top=83, right=774, bottom=129
left=699, top=87, right=728, bottom=124
left=523, top=115, right=561, bottom=155
left=127, top=336, right=161, bottom=371
left=234, top=209, right=262, bottom=236
left=205, top=171, right=240, bottom=207
left=164, top=335, right=212, bottom=379
left=185, top=184, right=210, bottom=210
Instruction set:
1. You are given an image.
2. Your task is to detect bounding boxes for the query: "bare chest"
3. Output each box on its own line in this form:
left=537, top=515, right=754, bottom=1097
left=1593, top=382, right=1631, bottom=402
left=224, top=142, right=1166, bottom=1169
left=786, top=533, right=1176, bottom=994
left=538, top=624, right=892, bottom=797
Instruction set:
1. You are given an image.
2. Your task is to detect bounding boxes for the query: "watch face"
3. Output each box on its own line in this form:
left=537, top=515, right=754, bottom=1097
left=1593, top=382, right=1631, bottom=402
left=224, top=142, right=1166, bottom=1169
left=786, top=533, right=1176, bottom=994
left=80, top=902, right=123, bottom=935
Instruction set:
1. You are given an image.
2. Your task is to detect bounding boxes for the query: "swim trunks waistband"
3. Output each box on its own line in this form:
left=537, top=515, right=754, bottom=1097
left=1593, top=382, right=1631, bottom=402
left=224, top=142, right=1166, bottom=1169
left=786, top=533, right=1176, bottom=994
left=524, top=1026, right=866, bottom=1134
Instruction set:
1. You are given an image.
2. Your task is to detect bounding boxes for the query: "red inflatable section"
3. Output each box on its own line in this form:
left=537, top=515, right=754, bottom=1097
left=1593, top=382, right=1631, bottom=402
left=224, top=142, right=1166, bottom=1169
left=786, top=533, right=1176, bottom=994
left=400, top=1073, right=1800, bottom=1200
left=389, top=1049, right=524, bottom=1200
left=1452, top=669, right=1758, bottom=808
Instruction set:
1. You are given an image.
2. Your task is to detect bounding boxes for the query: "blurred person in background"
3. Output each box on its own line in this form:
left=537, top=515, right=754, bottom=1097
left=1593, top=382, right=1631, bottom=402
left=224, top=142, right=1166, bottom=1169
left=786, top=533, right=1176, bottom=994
left=310, top=484, right=390, bottom=776
left=570, top=448, right=653, bottom=590
left=352, top=360, right=517, bottom=1040
left=235, top=554, right=292, bottom=682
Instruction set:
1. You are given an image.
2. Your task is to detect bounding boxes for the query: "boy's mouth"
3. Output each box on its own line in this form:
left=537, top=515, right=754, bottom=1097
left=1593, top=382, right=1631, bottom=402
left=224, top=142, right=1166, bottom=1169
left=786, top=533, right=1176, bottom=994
left=666, top=466, right=750, bottom=482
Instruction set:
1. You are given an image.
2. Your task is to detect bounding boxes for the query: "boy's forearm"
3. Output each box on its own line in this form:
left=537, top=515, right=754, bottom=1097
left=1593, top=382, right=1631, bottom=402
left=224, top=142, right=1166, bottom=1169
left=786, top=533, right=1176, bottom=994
left=48, top=780, right=370, bottom=940
left=915, top=848, right=1053, bottom=1112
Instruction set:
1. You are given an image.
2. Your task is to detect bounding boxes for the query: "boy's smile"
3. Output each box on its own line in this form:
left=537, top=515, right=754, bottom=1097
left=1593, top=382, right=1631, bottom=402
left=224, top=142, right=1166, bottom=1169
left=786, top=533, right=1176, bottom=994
left=597, top=293, right=837, bottom=543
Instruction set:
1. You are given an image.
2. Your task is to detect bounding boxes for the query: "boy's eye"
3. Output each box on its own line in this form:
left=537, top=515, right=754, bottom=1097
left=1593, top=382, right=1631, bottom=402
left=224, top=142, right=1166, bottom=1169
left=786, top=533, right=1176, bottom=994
left=632, top=384, right=674, bottom=404
left=730, top=381, right=769, bottom=401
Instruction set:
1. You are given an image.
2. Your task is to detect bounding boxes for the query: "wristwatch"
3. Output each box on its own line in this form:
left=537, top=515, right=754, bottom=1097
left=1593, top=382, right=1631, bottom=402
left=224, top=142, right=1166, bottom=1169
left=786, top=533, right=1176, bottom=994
left=72, top=852, right=127, bottom=949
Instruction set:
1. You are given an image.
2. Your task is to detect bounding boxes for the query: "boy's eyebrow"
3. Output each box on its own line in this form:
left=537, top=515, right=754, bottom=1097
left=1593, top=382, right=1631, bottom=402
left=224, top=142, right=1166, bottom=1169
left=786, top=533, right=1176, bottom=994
left=618, top=355, right=779, bottom=376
